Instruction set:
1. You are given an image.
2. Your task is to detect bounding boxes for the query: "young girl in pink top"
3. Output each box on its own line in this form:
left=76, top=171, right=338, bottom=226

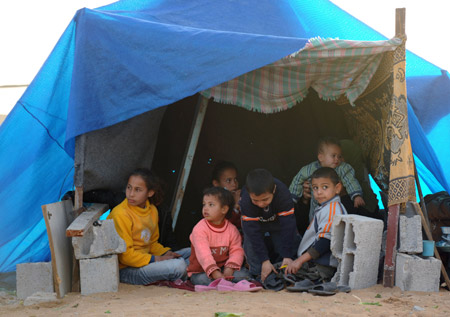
left=187, top=187, right=250, bottom=285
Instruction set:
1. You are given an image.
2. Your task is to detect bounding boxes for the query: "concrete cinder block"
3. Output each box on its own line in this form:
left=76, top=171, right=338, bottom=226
left=395, top=253, right=441, bottom=292
left=398, top=215, right=423, bottom=254
left=331, top=214, right=384, bottom=290
left=16, top=262, right=54, bottom=299
left=72, top=219, right=126, bottom=259
left=80, top=255, right=119, bottom=295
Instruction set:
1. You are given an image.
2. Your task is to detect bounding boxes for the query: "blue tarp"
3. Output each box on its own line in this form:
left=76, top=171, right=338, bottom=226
left=0, top=0, right=449, bottom=272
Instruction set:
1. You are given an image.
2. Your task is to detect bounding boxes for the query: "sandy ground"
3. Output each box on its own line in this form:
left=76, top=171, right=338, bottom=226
left=1, top=282, right=450, bottom=317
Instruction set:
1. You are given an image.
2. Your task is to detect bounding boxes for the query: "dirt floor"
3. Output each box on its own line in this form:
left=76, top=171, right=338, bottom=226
left=1, top=282, right=450, bottom=317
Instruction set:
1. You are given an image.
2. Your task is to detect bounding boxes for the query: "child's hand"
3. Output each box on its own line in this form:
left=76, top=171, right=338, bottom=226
left=261, top=260, right=277, bottom=282
left=281, top=258, right=293, bottom=268
left=223, top=267, right=235, bottom=278
left=210, top=270, right=224, bottom=280
left=353, top=196, right=365, bottom=208
left=301, top=181, right=311, bottom=204
left=285, top=258, right=303, bottom=275
left=164, top=251, right=181, bottom=258
left=154, top=254, right=176, bottom=262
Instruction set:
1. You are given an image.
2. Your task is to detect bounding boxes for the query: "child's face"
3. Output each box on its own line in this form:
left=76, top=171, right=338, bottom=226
left=213, top=168, right=239, bottom=192
left=126, top=175, right=154, bottom=208
left=249, top=186, right=275, bottom=209
left=311, top=177, right=342, bottom=204
left=318, top=144, right=343, bottom=168
left=202, top=194, right=228, bottom=225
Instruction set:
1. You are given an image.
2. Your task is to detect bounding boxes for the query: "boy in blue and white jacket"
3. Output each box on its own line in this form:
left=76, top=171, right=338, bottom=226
left=286, top=167, right=347, bottom=280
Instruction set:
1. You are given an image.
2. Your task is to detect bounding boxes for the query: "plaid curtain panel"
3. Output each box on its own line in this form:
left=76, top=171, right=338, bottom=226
left=201, top=37, right=401, bottom=113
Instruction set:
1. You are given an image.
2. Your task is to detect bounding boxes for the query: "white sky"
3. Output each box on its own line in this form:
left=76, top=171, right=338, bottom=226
left=1, top=0, right=449, bottom=115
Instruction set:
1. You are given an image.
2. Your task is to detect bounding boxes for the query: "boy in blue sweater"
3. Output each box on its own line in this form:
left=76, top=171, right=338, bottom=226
left=286, top=167, right=347, bottom=282
left=240, top=168, right=297, bottom=282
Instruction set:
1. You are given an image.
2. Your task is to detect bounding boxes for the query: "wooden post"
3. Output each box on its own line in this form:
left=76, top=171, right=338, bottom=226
left=170, top=95, right=209, bottom=230
left=395, top=8, right=406, bottom=37
left=383, top=7, right=406, bottom=288
left=383, top=204, right=400, bottom=287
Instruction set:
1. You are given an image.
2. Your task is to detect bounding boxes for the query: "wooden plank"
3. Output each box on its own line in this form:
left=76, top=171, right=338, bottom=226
left=170, top=95, right=209, bottom=229
left=66, top=203, right=109, bottom=237
left=74, top=186, right=84, bottom=211
left=383, top=204, right=400, bottom=287
left=411, top=202, right=450, bottom=290
left=42, top=200, right=75, bottom=298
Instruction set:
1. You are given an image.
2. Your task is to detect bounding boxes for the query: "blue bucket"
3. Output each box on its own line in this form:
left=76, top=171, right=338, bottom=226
left=422, top=240, right=435, bottom=257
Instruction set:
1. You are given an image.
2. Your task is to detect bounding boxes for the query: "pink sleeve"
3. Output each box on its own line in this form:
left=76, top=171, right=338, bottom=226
left=190, top=222, right=220, bottom=277
left=225, top=225, right=244, bottom=269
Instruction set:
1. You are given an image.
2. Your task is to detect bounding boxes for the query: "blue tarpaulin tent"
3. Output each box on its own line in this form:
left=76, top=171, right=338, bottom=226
left=0, top=0, right=448, bottom=272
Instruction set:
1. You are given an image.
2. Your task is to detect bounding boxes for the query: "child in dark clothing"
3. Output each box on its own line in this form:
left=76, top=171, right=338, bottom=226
left=286, top=167, right=347, bottom=282
left=240, top=168, right=297, bottom=282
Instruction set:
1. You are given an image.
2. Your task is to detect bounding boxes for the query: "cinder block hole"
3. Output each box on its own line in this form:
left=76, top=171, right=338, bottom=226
left=344, top=222, right=356, bottom=251
left=332, top=220, right=345, bottom=257
left=341, top=253, right=355, bottom=285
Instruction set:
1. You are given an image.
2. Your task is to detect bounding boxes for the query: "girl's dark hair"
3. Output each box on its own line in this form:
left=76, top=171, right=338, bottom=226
left=203, top=186, right=235, bottom=219
left=129, top=168, right=164, bottom=206
left=211, top=161, right=238, bottom=183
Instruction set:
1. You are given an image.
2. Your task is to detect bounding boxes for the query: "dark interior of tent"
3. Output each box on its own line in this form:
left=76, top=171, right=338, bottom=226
left=75, top=56, right=394, bottom=247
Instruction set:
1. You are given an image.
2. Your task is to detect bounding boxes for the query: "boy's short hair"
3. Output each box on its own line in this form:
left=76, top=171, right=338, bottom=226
left=311, top=167, right=340, bottom=185
left=203, top=186, right=235, bottom=218
left=245, top=168, right=275, bottom=195
left=317, top=137, right=341, bottom=154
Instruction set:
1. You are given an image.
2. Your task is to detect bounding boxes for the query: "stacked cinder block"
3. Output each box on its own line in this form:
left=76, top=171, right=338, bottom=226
left=67, top=205, right=126, bottom=295
left=331, top=214, right=384, bottom=290
left=394, top=202, right=441, bottom=292
left=398, top=202, right=423, bottom=254
left=395, top=253, right=441, bottom=292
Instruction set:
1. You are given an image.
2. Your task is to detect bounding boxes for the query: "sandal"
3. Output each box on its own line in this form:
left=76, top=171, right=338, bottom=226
left=307, top=282, right=351, bottom=296
left=286, top=279, right=316, bottom=292
left=217, top=280, right=263, bottom=292
left=195, top=278, right=232, bottom=292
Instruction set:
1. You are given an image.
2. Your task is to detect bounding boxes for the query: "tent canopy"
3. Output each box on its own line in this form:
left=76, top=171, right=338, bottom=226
left=0, top=0, right=449, bottom=272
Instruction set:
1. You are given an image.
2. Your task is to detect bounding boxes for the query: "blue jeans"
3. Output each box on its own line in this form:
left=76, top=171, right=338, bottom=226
left=119, top=248, right=191, bottom=285
left=190, top=267, right=251, bottom=285
left=244, top=232, right=298, bottom=276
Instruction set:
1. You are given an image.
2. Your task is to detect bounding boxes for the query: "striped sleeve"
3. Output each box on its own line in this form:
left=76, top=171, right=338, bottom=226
left=289, top=161, right=319, bottom=197
left=336, top=162, right=363, bottom=200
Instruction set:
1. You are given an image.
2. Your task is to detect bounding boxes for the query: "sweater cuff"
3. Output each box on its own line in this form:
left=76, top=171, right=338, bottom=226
left=205, top=264, right=220, bottom=278
left=149, top=255, right=155, bottom=263
left=307, top=247, right=320, bottom=260
left=225, top=262, right=241, bottom=270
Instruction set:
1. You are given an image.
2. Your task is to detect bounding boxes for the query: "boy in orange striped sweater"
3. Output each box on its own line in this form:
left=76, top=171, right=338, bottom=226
left=286, top=167, right=347, bottom=280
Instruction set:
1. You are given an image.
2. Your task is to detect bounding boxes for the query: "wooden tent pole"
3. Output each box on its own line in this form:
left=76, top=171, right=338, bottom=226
left=170, top=95, right=209, bottom=230
left=382, top=7, right=406, bottom=288
left=413, top=163, right=430, bottom=228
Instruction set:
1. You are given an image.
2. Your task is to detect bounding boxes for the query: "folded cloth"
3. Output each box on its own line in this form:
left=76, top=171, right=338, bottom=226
left=262, top=272, right=285, bottom=291
left=148, top=279, right=195, bottom=292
